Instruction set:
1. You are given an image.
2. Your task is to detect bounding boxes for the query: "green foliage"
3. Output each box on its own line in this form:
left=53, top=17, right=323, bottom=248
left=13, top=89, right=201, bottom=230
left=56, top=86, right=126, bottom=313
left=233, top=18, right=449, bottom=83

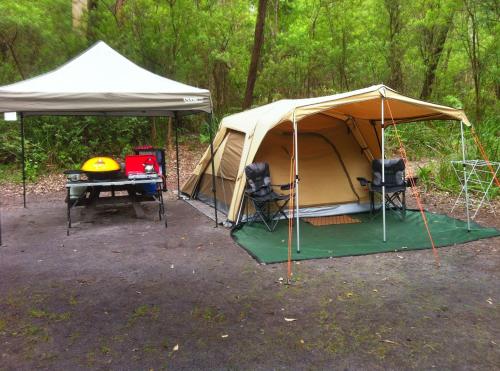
left=387, top=116, right=498, bottom=196
left=417, top=159, right=462, bottom=194
left=0, top=0, right=497, bottom=193
left=417, top=165, right=432, bottom=190
left=0, top=164, right=21, bottom=183
left=198, top=116, right=221, bottom=144
left=0, top=116, right=153, bottom=181
left=24, top=116, right=152, bottom=167
left=0, top=0, right=84, bottom=82
left=198, top=122, right=211, bottom=144
left=0, top=121, right=20, bottom=162
left=24, top=140, right=47, bottom=181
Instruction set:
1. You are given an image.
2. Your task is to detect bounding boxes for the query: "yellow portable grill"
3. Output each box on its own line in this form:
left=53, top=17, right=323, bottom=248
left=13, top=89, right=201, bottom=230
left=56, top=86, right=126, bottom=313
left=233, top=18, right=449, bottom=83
left=81, top=157, right=121, bottom=180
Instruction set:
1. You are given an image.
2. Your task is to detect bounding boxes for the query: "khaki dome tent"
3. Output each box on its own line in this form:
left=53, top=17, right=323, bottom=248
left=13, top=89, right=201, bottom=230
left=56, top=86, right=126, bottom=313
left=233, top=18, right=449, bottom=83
left=182, top=85, right=469, bottom=225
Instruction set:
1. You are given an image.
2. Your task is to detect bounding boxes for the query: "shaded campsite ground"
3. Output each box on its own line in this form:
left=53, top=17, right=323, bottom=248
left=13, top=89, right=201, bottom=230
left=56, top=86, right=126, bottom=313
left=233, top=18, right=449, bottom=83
left=0, top=189, right=499, bottom=370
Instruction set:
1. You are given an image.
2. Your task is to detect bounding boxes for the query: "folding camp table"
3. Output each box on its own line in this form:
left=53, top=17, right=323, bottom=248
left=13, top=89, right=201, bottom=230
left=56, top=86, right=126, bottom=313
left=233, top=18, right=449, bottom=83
left=65, top=178, right=165, bottom=235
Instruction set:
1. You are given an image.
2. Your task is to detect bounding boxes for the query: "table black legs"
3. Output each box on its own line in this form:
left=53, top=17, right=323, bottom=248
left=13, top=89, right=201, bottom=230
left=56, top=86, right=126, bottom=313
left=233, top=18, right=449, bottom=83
left=67, top=188, right=71, bottom=236
left=157, top=186, right=167, bottom=228
left=66, top=181, right=167, bottom=236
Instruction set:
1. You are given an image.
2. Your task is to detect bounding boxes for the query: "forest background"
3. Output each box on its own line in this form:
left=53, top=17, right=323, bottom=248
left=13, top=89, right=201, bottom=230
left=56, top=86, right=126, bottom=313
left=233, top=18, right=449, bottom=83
left=0, top=0, right=498, bottom=194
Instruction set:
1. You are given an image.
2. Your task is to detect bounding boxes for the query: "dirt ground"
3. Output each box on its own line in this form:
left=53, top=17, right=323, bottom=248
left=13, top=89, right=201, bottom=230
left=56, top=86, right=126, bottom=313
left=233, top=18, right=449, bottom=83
left=0, top=188, right=499, bottom=370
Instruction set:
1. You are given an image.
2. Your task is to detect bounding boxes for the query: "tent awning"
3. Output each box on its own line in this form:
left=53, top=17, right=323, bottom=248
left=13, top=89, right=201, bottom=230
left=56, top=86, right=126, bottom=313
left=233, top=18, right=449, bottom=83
left=288, top=86, right=470, bottom=125
left=221, top=85, right=470, bottom=133
left=0, top=41, right=212, bottom=115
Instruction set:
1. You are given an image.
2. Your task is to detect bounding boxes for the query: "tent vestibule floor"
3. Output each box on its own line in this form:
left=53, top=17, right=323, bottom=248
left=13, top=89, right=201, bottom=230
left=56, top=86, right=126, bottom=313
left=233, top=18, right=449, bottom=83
left=232, top=210, right=500, bottom=264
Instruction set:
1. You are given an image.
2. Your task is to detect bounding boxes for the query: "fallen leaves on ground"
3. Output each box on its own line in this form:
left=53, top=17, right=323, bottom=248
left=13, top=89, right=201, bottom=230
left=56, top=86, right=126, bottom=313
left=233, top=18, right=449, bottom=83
left=381, top=339, right=399, bottom=345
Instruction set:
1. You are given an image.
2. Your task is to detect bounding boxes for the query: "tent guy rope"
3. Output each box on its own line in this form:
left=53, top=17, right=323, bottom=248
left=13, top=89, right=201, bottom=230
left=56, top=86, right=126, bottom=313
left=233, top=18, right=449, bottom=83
left=385, top=100, right=441, bottom=268
left=470, top=126, right=500, bottom=188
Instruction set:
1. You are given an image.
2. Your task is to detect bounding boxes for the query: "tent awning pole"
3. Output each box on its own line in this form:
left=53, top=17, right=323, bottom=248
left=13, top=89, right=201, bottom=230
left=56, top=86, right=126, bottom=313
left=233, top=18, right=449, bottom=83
left=20, top=113, right=26, bottom=208
left=208, top=113, right=218, bottom=227
left=381, top=98, right=386, bottom=242
left=174, top=113, right=181, bottom=199
left=460, top=121, right=471, bottom=231
left=0, top=181, right=2, bottom=245
left=293, top=111, right=300, bottom=253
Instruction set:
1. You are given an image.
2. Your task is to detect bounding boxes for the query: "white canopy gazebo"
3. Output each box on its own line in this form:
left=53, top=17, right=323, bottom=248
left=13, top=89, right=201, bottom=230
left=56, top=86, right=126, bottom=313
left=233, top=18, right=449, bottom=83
left=0, top=41, right=212, bottom=115
left=0, top=41, right=218, bottom=244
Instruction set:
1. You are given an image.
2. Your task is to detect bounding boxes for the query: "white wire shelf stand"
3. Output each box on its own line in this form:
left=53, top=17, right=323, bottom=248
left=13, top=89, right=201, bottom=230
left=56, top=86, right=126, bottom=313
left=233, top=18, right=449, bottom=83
left=451, top=160, right=500, bottom=219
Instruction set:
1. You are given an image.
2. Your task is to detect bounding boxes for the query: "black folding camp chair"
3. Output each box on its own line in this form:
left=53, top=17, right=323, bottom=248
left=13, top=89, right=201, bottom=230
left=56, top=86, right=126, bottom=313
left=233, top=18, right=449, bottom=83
left=357, top=158, right=412, bottom=219
left=244, top=162, right=291, bottom=232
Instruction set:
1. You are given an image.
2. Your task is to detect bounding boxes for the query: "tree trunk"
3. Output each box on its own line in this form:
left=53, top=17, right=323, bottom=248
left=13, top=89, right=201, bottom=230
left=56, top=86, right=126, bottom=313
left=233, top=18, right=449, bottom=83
left=72, top=0, right=88, bottom=29
left=1, top=31, right=25, bottom=79
left=463, top=0, right=482, bottom=121
left=151, top=117, right=157, bottom=146
left=339, top=26, right=349, bottom=91
left=167, top=117, right=173, bottom=152
left=242, top=0, right=268, bottom=110
left=86, top=0, right=99, bottom=42
left=419, top=14, right=453, bottom=100
left=115, top=0, right=125, bottom=14
left=212, top=60, right=229, bottom=113
left=385, top=0, right=403, bottom=90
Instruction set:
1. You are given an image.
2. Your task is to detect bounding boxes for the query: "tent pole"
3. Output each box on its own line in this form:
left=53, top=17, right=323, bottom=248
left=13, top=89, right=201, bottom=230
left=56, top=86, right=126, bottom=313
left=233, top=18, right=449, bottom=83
left=381, top=98, right=386, bottom=242
left=0, top=177, right=2, bottom=244
left=293, top=111, right=300, bottom=253
left=174, top=113, right=181, bottom=200
left=20, top=113, right=26, bottom=208
left=460, top=121, right=471, bottom=231
left=208, top=113, right=218, bottom=227
left=0, top=193, right=2, bottom=245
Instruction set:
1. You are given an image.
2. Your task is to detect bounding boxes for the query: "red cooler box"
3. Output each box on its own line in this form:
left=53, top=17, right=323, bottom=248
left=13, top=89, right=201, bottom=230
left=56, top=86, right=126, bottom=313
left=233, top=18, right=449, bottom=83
left=125, top=154, right=160, bottom=178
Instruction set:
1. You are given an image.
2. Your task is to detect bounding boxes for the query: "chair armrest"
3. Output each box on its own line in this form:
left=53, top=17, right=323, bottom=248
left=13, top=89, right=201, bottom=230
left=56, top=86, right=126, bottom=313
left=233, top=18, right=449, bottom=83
left=271, top=183, right=294, bottom=191
left=356, top=177, right=370, bottom=187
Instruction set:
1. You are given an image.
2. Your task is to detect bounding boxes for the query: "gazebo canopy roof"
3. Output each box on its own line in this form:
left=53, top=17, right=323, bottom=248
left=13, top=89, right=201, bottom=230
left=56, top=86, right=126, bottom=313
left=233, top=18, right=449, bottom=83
left=0, top=41, right=211, bottom=116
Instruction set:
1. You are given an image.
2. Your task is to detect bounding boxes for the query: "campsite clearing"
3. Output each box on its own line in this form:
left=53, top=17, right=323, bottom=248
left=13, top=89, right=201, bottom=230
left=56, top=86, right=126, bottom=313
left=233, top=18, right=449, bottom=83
left=0, top=192, right=499, bottom=369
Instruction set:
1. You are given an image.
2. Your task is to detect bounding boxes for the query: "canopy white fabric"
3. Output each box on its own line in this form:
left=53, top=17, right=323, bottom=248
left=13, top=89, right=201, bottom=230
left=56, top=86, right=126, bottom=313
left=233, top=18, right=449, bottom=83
left=0, top=41, right=212, bottom=116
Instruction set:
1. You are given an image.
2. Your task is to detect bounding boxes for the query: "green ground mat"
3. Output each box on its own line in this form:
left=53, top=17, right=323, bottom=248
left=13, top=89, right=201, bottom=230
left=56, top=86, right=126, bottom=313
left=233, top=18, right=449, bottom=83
left=231, top=210, right=500, bottom=264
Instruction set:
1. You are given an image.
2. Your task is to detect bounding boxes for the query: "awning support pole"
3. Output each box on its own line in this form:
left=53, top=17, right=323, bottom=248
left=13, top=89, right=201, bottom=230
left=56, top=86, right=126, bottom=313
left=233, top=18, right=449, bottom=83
left=0, top=181, right=2, bottom=245
left=174, top=113, right=181, bottom=199
left=381, top=98, right=386, bottom=242
left=293, top=111, right=300, bottom=253
left=208, top=113, right=218, bottom=227
left=460, top=121, right=471, bottom=231
left=20, top=113, right=26, bottom=208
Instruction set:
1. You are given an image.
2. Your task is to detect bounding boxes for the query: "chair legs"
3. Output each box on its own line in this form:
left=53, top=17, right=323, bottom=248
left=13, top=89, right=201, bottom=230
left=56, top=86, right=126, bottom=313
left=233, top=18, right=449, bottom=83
left=385, top=191, right=406, bottom=219
left=245, top=196, right=289, bottom=232
left=369, top=190, right=406, bottom=220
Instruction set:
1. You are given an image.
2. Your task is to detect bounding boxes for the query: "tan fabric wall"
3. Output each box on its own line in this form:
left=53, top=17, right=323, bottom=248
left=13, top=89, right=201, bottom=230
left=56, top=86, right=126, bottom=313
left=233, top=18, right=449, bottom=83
left=181, top=126, right=229, bottom=195
left=356, top=118, right=382, bottom=159
left=198, top=175, right=236, bottom=212
left=195, top=129, right=245, bottom=209
left=204, top=130, right=244, bottom=180
left=254, top=115, right=371, bottom=208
